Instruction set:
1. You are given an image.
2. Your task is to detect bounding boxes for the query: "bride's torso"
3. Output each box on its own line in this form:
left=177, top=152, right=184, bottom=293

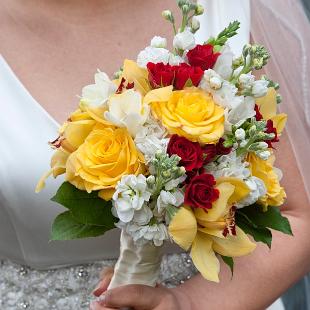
left=0, top=0, right=250, bottom=269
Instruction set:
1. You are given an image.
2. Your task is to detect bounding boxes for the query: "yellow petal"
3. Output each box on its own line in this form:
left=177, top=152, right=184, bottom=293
left=195, top=182, right=235, bottom=223
left=256, top=88, right=277, bottom=120
left=51, top=149, right=69, bottom=177
left=216, top=177, right=250, bottom=205
left=122, top=59, right=151, bottom=96
left=270, top=113, right=287, bottom=134
left=190, top=232, right=220, bottom=282
left=211, top=227, right=256, bottom=257
left=35, top=169, right=53, bottom=193
left=98, top=188, right=115, bottom=201
left=144, top=86, right=173, bottom=105
left=168, top=206, right=197, bottom=251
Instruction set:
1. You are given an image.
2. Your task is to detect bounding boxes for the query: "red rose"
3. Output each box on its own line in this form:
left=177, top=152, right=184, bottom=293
left=167, top=135, right=203, bottom=171
left=265, top=119, right=279, bottom=148
left=184, top=173, right=219, bottom=210
left=173, top=63, right=204, bottom=90
left=187, top=44, right=220, bottom=71
left=147, top=62, right=175, bottom=88
left=202, top=144, right=217, bottom=164
left=216, top=138, right=232, bottom=155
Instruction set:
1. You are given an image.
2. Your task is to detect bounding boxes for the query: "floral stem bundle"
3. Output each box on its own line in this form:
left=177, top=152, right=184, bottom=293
left=36, top=0, right=292, bottom=287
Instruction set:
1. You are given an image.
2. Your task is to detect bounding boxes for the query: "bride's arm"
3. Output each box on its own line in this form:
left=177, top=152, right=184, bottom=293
left=91, top=132, right=310, bottom=310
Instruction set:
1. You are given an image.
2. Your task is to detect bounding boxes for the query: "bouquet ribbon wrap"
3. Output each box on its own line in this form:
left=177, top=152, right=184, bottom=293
left=108, top=230, right=163, bottom=290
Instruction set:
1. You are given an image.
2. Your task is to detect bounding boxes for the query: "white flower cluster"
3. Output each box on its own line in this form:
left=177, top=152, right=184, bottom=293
left=112, top=160, right=185, bottom=246
left=206, top=152, right=267, bottom=209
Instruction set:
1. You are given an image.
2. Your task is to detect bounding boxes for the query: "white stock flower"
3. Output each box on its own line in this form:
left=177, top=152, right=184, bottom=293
left=239, top=73, right=255, bottom=88
left=132, top=205, right=153, bottom=226
left=173, top=28, right=196, bottom=51
left=252, top=80, right=269, bottom=98
left=256, top=150, right=271, bottom=161
left=134, top=118, right=168, bottom=163
left=81, top=71, right=116, bottom=106
left=206, top=151, right=251, bottom=180
left=227, top=96, right=256, bottom=126
left=137, top=46, right=171, bottom=68
left=236, top=176, right=267, bottom=208
left=156, top=189, right=184, bottom=214
left=104, top=89, right=150, bottom=137
left=235, top=128, right=246, bottom=141
left=150, top=36, right=167, bottom=48
left=213, top=45, right=234, bottom=79
left=112, top=175, right=151, bottom=223
left=125, top=223, right=169, bottom=246
left=213, top=81, right=243, bottom=109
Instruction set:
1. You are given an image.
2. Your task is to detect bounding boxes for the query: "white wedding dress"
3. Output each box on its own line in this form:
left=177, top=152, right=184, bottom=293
left=0, top=1, right=250, bottom=309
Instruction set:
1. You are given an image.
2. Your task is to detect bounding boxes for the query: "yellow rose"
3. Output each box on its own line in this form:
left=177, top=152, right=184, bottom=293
left=247, top=153, right=286, bottom=209
left=65, top=123, right=145, bottom=200
left=36, top=109, right=97, bottom=192
left=149, top=87, right=224, bottom=144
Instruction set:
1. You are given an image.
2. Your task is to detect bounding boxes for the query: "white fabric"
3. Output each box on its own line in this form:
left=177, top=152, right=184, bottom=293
left=196, top=0, right=250, bottom=55
left=0, top=55, right=121, bottom=269
left=0, top=2, right=251, bottom=269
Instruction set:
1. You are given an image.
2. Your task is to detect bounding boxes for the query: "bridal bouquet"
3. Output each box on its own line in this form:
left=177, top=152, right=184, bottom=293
left=37, top=0, right=292, bottom=287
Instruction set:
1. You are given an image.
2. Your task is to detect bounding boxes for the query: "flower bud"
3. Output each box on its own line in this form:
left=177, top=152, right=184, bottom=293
left=147, top=175, right=156, bottom=185
left=235, top=128, right=246, bottom=141
left=232, top=56, right=244, bottom=69
left=249, top=125, right=257, bottom=136
left=276, top=94, right=282, bottom=104
left=209, top=76, right=222, bottom=90
left=239, top=74, right=255, bottom=87
left=240, top=139, right=248, bottom=148
left=162, top=170, right=171, bottom=178
left=162, top=10, right=174, bottom=22
left=257, top=150, right=271, bottom=161
left=182, top=4, right=190, bottom=13
left=173, top=28, right=196, bottom=51
left=150, top=36, right=167, bottom=48
left=191, top=17, right=200, bottom=32
left=258, top=141, right=269, bottom=149
left=195, top=4, right=204, bottom=15
left=253, top=58, right=264, bottom=70
left=252, top=80, right=269, bottom=98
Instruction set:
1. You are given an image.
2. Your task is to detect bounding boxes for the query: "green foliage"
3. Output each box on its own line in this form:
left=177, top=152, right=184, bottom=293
left=51, top=211, right=110, bottom=240
left=50, top=182, right=116, bottom=240
left=207, top=21, right=240, bottom=47
left=221, top=255, right=234, bottom=277
left=236, top=204, right=293, bottom=248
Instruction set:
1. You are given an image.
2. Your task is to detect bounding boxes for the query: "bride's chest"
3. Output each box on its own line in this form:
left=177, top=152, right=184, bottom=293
left=0, top=0, right=178, bottom=123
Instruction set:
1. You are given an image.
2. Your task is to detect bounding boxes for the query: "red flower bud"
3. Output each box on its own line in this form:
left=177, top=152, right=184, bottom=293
left=147, top=62, right=175, bottom=88
left=184, top=173, right=219, bottom=210
left=173, top=63, right=204, bottom=90
left=187, top=44, right=220, bottom=71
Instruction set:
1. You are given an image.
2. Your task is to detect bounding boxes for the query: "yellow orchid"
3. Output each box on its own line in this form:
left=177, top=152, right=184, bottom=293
left=120, top=59, right=151, bottom=96
left=256, top=88, right=287, bottom=134
left=169, top=178, right=256, bottom=282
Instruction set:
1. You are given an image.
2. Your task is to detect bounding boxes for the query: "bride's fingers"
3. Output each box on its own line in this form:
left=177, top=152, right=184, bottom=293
left=93, top=267, right=114, bottom=297
left=101, top=284, right=161, bottom=309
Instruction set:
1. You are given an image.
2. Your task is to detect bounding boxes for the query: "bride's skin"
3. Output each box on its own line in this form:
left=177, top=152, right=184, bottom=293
left=2, top=1, right=310, bottom=309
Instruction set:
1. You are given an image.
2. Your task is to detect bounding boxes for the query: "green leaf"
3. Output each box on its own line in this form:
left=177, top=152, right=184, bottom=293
left=51, top=211, right=109, bottom=240
left=51, top=182, right=116, bottom=229
left=237, top=218, right=272, bottom=248
left=221, top=255, right=234, bottom=277
left=239, top=205, right=293, bottom=236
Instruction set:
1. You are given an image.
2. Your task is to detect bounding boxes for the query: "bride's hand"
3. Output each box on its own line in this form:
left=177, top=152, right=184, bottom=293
left=90, top=284, right=192, bottom=310
left=92, top=267, right=115, bottom=297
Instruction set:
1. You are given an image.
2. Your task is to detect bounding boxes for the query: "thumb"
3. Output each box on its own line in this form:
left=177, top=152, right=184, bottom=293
left=101, top=285, right=161, bottom=309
